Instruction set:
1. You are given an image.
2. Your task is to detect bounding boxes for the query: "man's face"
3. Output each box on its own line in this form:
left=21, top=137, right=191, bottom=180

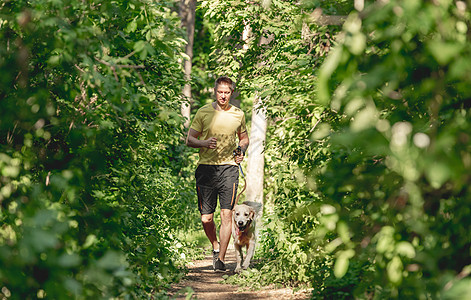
left=215, top=83, right=232, bottom=108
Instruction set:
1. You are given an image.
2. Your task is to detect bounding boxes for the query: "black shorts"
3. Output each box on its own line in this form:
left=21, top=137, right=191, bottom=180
left=195, top=164, right=239, bottom=215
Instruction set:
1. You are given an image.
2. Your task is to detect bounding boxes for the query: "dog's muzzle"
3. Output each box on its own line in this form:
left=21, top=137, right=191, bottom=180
left=237, top=221, right=247, bottom=231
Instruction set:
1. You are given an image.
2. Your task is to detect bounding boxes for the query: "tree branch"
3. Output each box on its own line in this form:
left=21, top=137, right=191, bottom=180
left=310, top=8, right=347, bottom=26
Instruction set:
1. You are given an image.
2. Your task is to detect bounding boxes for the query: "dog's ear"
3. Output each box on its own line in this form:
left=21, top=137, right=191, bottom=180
left=249, top=208, right=255, bottom=220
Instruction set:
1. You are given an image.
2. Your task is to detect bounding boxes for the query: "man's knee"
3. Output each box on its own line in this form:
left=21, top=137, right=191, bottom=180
left=220, top=209, right=232, bottom=224
left=201, top=214, right=214, bottom=224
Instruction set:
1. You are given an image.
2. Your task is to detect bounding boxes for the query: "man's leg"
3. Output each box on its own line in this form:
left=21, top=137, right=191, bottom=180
left=196, top=165, right=222, bottom=270
left=217, top=165, right=239, bottom=264
left=201, top=213, right=219, bottom=251
left=196, top=165, right=219, bottom=250
left=218, top=209, right=232, bottom=262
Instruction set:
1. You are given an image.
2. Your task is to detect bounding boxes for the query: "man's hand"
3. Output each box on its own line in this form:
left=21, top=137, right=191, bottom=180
left=233, top=146, right=245, bottom=164
left=186, top=129, right=217, bottom=149
left=237, top=131, right=249, bottom=164
left=235, top=152, right=244, bottom=164
left=205, top=137, right=217, bottom=149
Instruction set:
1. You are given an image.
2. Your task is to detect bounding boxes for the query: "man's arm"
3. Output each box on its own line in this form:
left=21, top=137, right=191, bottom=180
left=238, top=130, right=249, bottom=153
left=235, top=130, right=249, bottom=164
left=186, top=128, right=217, bottom=149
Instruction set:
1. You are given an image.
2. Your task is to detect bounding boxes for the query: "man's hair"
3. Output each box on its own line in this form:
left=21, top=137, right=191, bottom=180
left=214, top=76, right=235, bottom=92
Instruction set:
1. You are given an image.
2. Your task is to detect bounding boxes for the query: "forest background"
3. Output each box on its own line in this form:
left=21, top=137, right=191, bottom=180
left=1, top=0, right=470, bottom=299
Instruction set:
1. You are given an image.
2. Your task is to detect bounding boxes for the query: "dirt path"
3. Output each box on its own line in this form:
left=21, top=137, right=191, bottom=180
left=168, top=245, right=310, bottom=300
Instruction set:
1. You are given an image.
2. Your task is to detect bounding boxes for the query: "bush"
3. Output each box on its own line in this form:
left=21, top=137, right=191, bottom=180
left=0, top=0, right=198, bottom=298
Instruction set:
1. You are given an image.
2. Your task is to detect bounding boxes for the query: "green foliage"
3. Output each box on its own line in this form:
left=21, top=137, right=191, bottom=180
left=0, top=0, right=198, bottom=298
left=202, top=0, right=471, bottom=298
left=311, top=259, right=374, bottom=300
left=191, top=6, right=218, bottom=107
left=201, top=0, right=342, bottom=291
left=5, top=0, right=466, bottom=297
left=313, top=0, right=471, bottom=298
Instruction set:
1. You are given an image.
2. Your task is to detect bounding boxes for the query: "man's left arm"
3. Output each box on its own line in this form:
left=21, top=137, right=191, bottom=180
left=235, top=131, right=249, bottom=164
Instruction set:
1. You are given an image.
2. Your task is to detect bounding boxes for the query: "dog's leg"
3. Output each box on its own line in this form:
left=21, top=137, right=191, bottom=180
left=234, top=243, right=244, bottom=273
left=242, top=240, right=255, bottom=270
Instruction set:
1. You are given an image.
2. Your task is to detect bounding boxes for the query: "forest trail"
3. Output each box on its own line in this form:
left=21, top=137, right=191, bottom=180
left=168, top=244, right=310, bottom=299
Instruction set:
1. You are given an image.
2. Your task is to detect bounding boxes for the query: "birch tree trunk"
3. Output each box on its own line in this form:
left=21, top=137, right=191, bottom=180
left=310, top=0, right=364, bottom=25
left=245, top=97, right=267, bottom=206
left=180, top=0, right=196, bottom=128
left=242, top=20, right=268, bottom=210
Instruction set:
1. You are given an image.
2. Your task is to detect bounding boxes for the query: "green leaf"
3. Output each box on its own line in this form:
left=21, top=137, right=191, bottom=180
left=350, top=104, right=378, bottom=132
left=97, top=251, right=126, bottom=270
left=387, top=256, right=403, bottom=284
left=337, top=221, right=351, bottom=244
left=317, top=46, right=345, bottom=105
left=395, top=241, right=416, bottom=259
left=83, top=234, right=98, bottom=249
left=47, top=55, right=61, bottom=66
left=311, top=123, right=331, bottom=140
left=425, top=162, right=451, bottom=189
left=64, top=278, right=82, bottom=296
left=58, top=253, right=81, bottom=267
left=30, top=229, right=59, bottom=252
left=347, top=33, right=366, bottom=56
left=133, top=40, right=147, bottom=52
left=126, top=20, right=137, bottom=33
left=376, top=226, right=395, bottom=254
left=427, top=40, right=464, bottom=65
left=334, top=249, right=355, bottom=278
left=443, top=278, right=471, bottom=300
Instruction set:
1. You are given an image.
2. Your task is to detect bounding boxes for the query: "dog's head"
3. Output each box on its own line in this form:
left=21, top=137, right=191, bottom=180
left=233, top=204, right=255, bottom=233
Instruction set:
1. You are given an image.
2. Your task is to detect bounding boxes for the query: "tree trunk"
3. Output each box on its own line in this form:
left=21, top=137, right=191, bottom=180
left=310, top=0, right=365, bottom=26
left=180, top=0, right=196, bottom=128
left=242, top=20, right=268, bottom=212
left=246, top=97, right=267, bottom=207
left=355, top=0, right=364, bottom=12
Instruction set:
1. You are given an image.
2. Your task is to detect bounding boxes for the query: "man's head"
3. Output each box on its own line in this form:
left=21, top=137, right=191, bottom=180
left=214, top=76, right=235, bottom=109
left=214, top=76, right=235, bottom=93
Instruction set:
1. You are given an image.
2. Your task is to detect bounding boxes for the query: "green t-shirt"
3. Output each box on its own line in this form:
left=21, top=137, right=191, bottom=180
left=190, top=103, right=247, bottom=166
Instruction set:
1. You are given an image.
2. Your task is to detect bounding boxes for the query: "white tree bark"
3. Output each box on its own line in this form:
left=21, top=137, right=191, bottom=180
left=180, top=0, right=196, bottom=128
left=246, top=97, right=267, bottom=206
left=310, top=0, right=365, bottom=25
left=242, top=19, right=268, bottom=211
left=355, top=0, right=364, bottom=12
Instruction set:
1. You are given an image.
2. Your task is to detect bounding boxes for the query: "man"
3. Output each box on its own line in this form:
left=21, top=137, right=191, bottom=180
left=186, top=76, right=249, bottom=271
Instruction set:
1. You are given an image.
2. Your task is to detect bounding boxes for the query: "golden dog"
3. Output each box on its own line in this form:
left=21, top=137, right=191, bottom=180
left=232, top=201, right=262, bottom=273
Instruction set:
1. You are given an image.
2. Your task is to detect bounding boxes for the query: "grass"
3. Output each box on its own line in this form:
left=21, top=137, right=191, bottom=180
left=177, top=229, right=208, bottom=248
left=175, top=229, right=207, bottom=261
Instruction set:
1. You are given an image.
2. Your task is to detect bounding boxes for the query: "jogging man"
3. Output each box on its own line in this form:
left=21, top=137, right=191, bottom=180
left=185, top=76, right=249, bottom=271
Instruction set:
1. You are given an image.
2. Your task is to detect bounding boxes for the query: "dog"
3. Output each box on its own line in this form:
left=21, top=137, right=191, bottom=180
left=232, top=201, right=262, bottom=273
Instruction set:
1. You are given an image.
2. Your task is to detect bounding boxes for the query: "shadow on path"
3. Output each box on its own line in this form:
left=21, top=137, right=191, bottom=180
left=168, top=245, right=310, bottom=300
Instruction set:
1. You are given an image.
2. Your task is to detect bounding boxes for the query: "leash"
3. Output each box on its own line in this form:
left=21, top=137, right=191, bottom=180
left=235, top=163, right=246, bottom=206
left=233, top=146, right=247, bottom=206
left=237, top=163, right=245, bottom=178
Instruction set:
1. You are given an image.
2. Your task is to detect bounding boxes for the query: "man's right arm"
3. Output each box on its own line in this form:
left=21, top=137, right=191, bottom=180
left=186, top=128, right=217, bottom=149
